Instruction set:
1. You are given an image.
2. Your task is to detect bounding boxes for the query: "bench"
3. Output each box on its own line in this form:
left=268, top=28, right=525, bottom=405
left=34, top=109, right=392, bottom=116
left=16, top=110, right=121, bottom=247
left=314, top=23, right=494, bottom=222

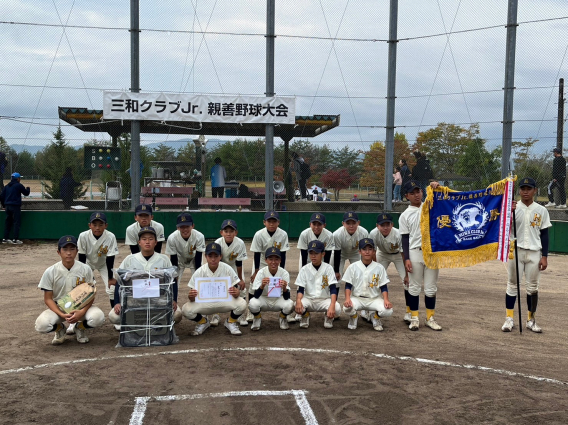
left=249, top=188, right=287, bottom=197
left=198, top=198, right=251, bottom=207
left=140, top=186, right=194, bottom=210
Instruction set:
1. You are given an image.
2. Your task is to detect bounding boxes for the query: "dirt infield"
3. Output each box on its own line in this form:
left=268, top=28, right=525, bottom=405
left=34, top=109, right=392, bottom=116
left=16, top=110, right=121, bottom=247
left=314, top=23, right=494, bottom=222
left=1, top=240, right=568, bottom=424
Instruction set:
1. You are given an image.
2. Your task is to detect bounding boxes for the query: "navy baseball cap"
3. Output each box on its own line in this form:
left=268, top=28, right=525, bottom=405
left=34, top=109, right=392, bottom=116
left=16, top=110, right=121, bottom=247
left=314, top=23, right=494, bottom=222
left=11, top=172, right=21, bottom=179
left=265, top=247, right=282, bottom=259
left=310, top=213, right=326, bottom=224
left=307, top=240, right=325, bottom=253
left=138, top=226, right=157, bottom=238
left=519, top=177, right=536, bottom=188
left=89, top=212, right=107, bottom=223
left=135, top=203, right=153, bottom=215
left=404, top=180, right=421, bottom=194
left=343, top=211, right=359, bottom=222
left=221, top=219, right=237, bottom=230
left=553, top=147, right=562, bottom=153
left=377, top=213, right=393, bottom=225
left=58, top=235, right=78, bottom=249
left=205, top=242, right=222, bottom=255
left=176, top=212, right=194, bottom=227
left=264, top=210, right=280, bottom=220
left=359, top=238, right=375, bottom=250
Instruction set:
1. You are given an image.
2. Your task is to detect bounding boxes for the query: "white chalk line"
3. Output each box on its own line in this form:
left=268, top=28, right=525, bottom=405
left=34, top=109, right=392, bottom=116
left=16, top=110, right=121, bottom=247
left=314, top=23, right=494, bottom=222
left=1, top=346, right=567, bottom=387
left=129, top=390, right=318, bottom=425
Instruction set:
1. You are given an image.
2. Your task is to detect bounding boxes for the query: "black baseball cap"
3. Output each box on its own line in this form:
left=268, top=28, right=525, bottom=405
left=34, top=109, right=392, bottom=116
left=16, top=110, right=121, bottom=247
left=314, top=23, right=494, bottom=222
left=343, top=211, right=359, bottom=222
left=307, top=240, right=325, bottom=253
left=553, top=147, right=562, bottom=153
left=310, top=213, right=326, bottom=224
left=264, top=210, right=280, bottom=220
left=265, top=247, right=282, bottom=259
left=89, top=212, right=107, bottom=223
left=403, top=180, right=421, bottom=194
left=176, top=212, right=194, bottom=227
left=359, top=238, right=375, bottom=250
left=138, top=226, right=157, bottom=238
left=221, top=219, right=238, bottom=230
left=58, top=235, right=78, bottom=249
left=205, top=242, right=222, bottom=255
left=377, top=213, right=393, bottom=225
left=519, top=177, right=536, bottom=188
left=135, top=203, right=153, bottom=215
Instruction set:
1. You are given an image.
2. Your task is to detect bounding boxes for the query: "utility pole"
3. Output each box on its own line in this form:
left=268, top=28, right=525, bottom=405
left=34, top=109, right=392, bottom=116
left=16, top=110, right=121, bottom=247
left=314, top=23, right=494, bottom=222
left=265, top=0, right=275, bottom=210
left=384, top=0, right=398, bottom=211
left=558, top=78, right=564, bottom=152
left=130, top=0, right=141, bottom=209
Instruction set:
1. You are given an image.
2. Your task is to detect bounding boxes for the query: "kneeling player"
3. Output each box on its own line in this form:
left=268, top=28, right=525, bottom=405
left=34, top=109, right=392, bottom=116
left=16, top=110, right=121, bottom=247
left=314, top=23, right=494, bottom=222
left=182, top=242, right=246, bottom=336
left=294, top=240, right=340, bottom=329
left=35, top=235, right=105, bottom=345
left=342, top=238, right=393, bottom=331
left=248, top=247, right=294, bottom=331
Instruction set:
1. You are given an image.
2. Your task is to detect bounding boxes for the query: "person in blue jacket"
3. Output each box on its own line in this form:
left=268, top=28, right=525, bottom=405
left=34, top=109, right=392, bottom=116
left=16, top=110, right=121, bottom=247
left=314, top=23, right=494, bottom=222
left=0, top=172, right=30, bottom=244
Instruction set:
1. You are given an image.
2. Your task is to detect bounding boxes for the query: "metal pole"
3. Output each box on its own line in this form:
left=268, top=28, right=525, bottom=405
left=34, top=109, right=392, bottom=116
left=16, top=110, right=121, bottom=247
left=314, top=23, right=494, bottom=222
left=501, top=0, right=518, bottom=178
left=265, top=0, right=275, bottom=210
left=558, top=78, right=564, bottom=151
left=130, top=0, right=141, bottom=210
left=384, top=0, right=398, bottom=211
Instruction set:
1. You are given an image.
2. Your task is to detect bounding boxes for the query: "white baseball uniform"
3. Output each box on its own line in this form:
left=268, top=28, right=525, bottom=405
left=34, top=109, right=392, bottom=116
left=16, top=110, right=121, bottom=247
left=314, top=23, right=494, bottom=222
left=250, top=227, right=290, bottom=289
left=77, top=229, right=119, bottom=299
left=294, top=262, right=340, bottom=314
left=342, top=260, right=393, bottom=318
left=369, top=227, right=406, bottom=281
left=331, top=225, right=369, bottom=279
left=399, top=204, right=439, bottom=297
left=248, top=266, right=294, bottom=314
left=182, top=262, right=246, bottom=318
left=166, top=229, right=206, bottom=282
left=297, top=227, right=335, bottom=268
left=35, top=261, right=104, bottom=333
left=125, top=220, right=166, bottom=245
left=507, top=201, right=551, bottom=296
left=215, top=236, right=248, bottom=279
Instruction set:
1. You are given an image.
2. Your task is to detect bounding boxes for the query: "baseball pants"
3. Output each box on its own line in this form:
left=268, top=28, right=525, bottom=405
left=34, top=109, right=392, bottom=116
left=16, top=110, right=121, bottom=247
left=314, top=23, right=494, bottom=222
left=377, top=251, right=406, bottom=282
left=108, top=307, right=182, bottom=325
left=35, top=306, right=105, bottom=333
left=181, top=297, right=247, bottom=319
left=507, top=248, right=541, bottom=296
left=408, top=248, right=439, bottom=297
left=298, top=297, right=341, bottom=316
left=343, top=296, right=393, bottom=318
left=248, top=296, right=294, bottom=315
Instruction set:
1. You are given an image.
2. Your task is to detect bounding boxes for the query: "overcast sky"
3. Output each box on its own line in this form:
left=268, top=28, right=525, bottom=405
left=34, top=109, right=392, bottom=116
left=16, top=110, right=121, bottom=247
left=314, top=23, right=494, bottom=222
left=1, top=0, right=566, bottom=155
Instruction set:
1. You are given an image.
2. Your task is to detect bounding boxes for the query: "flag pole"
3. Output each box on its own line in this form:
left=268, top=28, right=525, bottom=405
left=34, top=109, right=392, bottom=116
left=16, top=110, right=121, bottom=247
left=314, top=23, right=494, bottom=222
left=508, top=172, right=522, bottom=334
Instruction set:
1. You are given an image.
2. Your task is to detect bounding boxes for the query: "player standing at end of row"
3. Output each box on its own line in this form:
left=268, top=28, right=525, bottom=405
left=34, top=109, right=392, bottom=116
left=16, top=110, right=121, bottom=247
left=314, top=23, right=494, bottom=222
left=249, top=211, right=290, bottom=321
left=502, top=177, right=551, bottom=333
left=35, top=236, right=105, bottom=345
left=75, top=212, right=118, bottom=334
left=343, top=238, right=393, bottom=331
left=399, top=180, right=441, bottom=331
left=125, top=204, right=165, bottom=254
left=295, top=240, right=340, bottom=329
left=248, top=247, right=294, bottom=331
left=369, top=213, right=409, bottom=322
left=215, top=219, right=248, bottom=325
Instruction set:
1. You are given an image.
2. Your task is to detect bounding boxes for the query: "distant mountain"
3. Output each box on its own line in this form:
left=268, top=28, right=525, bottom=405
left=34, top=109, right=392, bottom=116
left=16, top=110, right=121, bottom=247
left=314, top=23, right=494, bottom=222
left=9, top=144, right=45, bottom=155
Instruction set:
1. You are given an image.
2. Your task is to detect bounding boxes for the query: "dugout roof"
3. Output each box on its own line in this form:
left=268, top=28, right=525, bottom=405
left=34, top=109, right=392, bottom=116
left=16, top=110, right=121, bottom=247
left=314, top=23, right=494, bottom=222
left=58, top=107, right=340, bottom=141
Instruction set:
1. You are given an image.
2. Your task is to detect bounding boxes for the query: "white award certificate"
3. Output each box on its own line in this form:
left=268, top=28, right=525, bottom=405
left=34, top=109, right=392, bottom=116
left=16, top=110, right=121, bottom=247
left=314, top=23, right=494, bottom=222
left=267, top=277, right=282, bottom=298
left=132, top=278, right=160, bottom=298
left=195, top=276, right=231, bottom=303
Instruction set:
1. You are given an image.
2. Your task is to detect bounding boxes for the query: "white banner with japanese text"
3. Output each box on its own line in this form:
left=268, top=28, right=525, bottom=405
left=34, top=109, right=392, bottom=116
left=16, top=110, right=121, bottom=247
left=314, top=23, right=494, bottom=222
left=103, top=91, right=295, bottom=124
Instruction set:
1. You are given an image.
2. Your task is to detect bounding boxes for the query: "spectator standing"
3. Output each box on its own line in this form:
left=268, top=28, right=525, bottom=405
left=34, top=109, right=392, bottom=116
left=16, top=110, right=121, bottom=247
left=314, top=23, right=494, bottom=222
left=210, top=157, right=227, bottom=198
left=60, top=167, right=81, bottom=210
left=0, top=172, right=30, bottom=244
left=545, top=147, right=566, bottom=208
left=411, top=151, right=434, bottom=200
left=399, top=159, right=412, bottom=191
left=291, top=152, right=309, bottom=202
left=393, top=166, right=402, bottom=201
left=0, top=151, right=7, bottom=191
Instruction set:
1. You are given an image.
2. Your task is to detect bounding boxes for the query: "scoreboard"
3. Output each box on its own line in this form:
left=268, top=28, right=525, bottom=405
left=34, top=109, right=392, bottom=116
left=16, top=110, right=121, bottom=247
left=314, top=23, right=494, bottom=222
left=84, top=145, right=121, bottom=171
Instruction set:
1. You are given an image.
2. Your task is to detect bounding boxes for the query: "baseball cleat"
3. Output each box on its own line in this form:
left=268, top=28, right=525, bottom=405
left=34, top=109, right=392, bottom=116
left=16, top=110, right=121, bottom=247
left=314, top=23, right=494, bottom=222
left=52, top=326, right=66, bottom=345
left=245, top=309, right=254, bottom=322
left=425, top=317, right=442, bottom=331
left=251, top=317, right=262, bottom=331
left=403, top=312, right=412, bottom=324
left=526, top=318, right=542, bottom=333
left=323, top=316, right=334, bottom=329
left=360, top=310, right=371, bottom=322
left=66, top=323, right=76, bottom=335
left=113, top=324, right=121, bottom=331
left=75, top=326, right=89, bottom=344
left=409, top=317, right=419, bottom=331
left=371, top=315, right=384, bottom=331
left=192, top=318, right=210, bottom=336
left=224, top=319, right=242, bottom=335
left=286, top=313, right=297, bottom=323
left=279, top=317, right=290, bottom=330
left=299, top=314, right=310, bottom=329
left=348, top=315, right=358, bottom=330
left=544, top=202, right=555, bottom=207
left=210, top=314, right=221, bottom=327
left=239, top=314, right=249, bottom=326
left=501, top=317, right=514, bottom=332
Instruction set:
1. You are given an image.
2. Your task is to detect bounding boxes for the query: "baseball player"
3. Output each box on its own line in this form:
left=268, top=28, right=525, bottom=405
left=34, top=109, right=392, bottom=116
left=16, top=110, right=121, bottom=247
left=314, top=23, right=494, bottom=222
left=165, top=212, right=205, bottom=283
left=368, top=213, right=409, bottom=322
left=182, top=242, right=247, bottom=336
left=400, top=180, right=441, bottom=331
left=294, top=240, right=340, bottom=329
left=35, top=235, right=105, bottom=345
left=342, top=238, right=393, bottom=331
left=109, top=226, right=182, bottom=328
left=502, top=177, right=551, bottom=333
left=125, top=204, right=165, bottom=254
left=332, top=211, right=369, bottom=282
left=215, top=219, right=248, bottom=325
left=249, top=211, right=290, bottom=321
left=248, top=247, right=294, bottom=331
